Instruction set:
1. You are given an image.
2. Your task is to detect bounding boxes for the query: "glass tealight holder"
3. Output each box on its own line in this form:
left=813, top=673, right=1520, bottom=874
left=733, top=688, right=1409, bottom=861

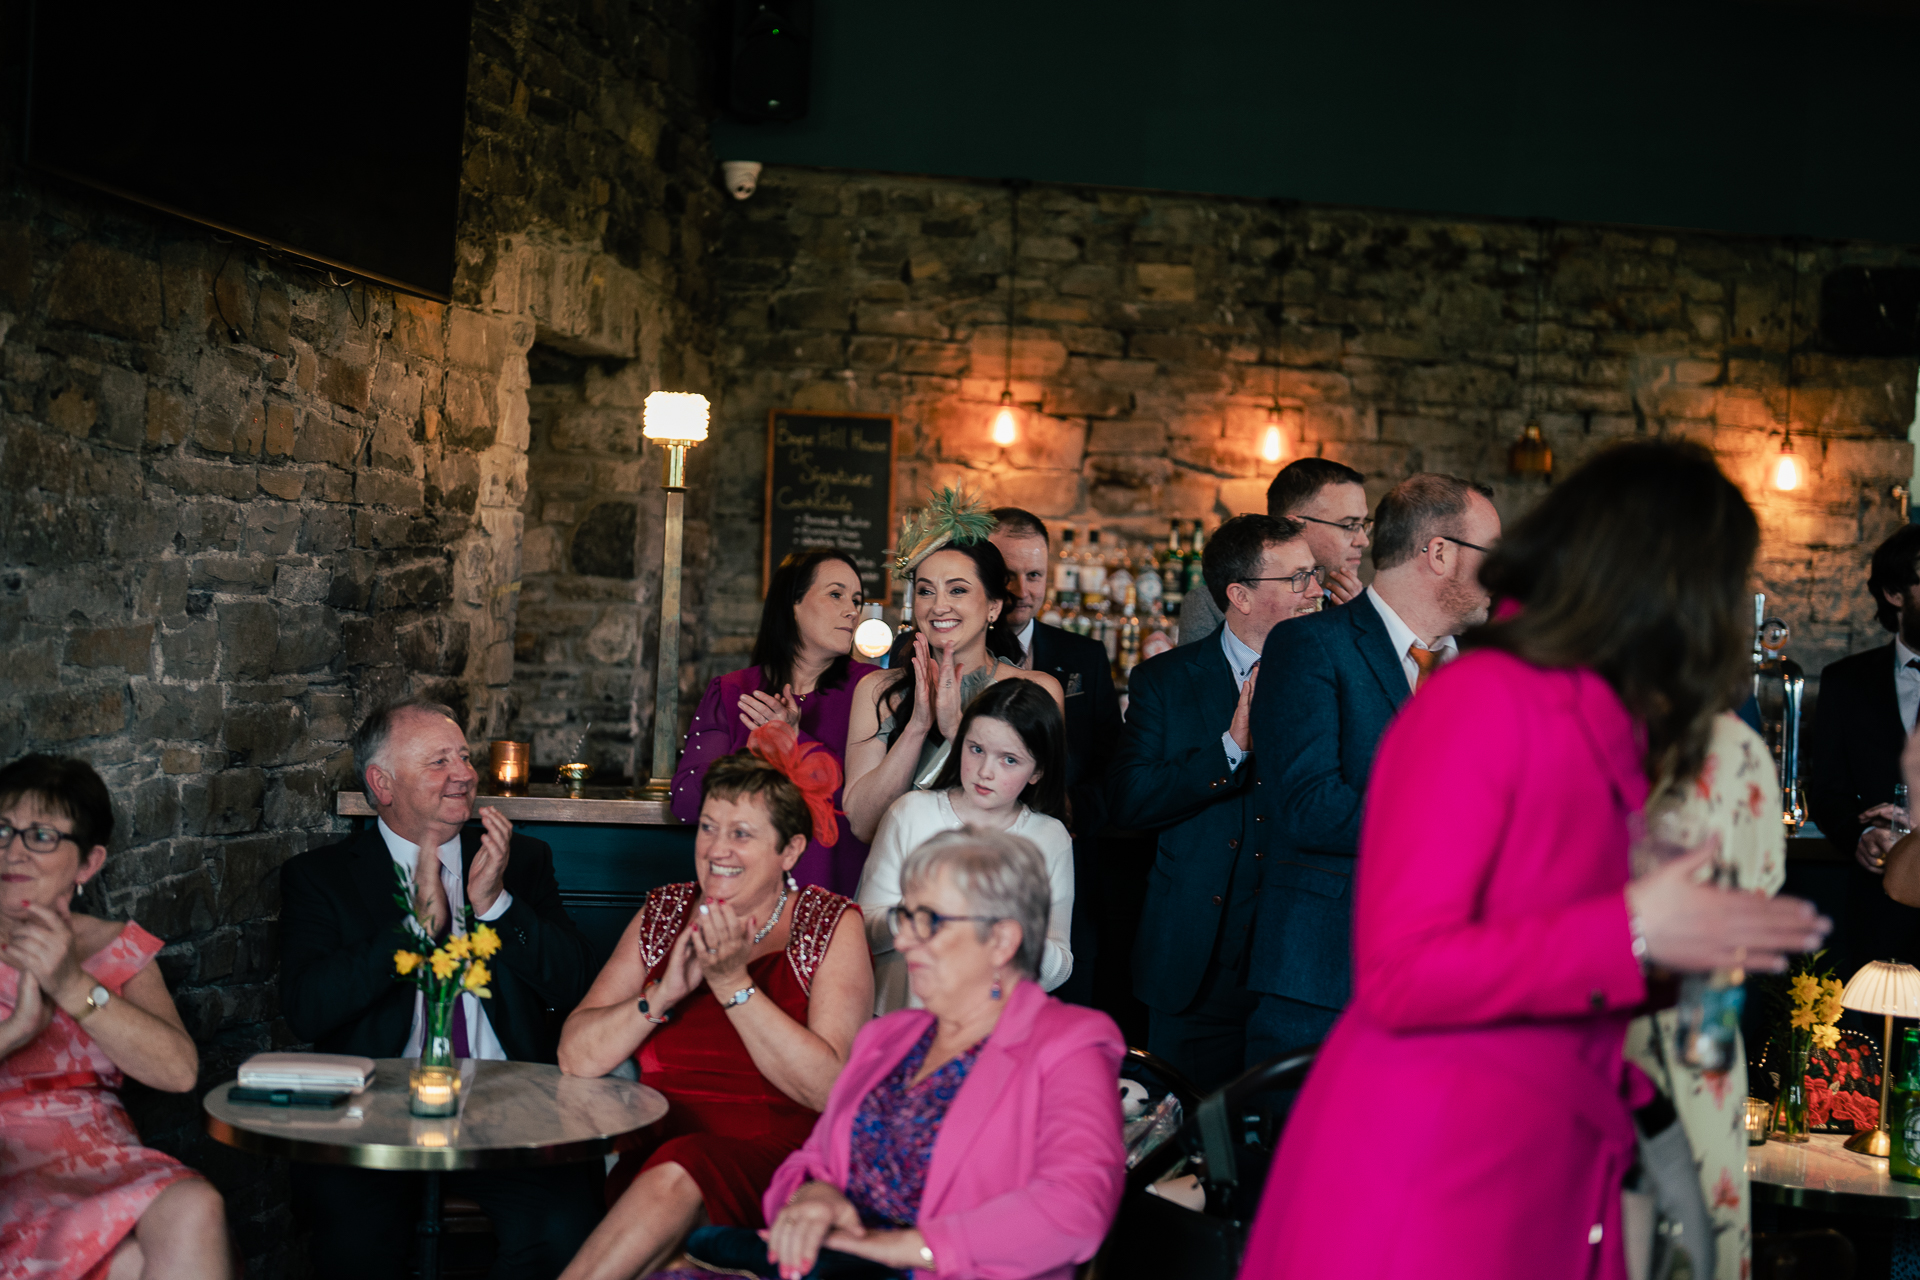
left=488, top=740, right=530, bottom=796
left=1744, top=1097, right=1772, bottom=1146
left=409, top=1064, right=461, bottom=1118
left=557, top=762, right=592, bottom=797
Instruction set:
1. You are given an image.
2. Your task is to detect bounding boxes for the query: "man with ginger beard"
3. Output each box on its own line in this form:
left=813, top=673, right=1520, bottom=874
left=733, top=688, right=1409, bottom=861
left=1245, top=474, right=1501, bottom=1066
left=279, top=698, right=599, bottom=1280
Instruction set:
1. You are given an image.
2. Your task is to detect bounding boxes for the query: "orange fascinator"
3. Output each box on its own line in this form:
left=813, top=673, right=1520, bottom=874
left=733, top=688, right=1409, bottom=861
left=746, top=721, right=842, bottom=846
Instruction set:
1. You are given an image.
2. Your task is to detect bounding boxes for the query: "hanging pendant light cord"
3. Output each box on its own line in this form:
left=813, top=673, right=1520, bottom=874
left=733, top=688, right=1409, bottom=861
left=1003, top=180, right=1025, bottom=398
left=1784, top=241, right=1801, bottom=448
left=1527, top=220, right=1550, bottom=422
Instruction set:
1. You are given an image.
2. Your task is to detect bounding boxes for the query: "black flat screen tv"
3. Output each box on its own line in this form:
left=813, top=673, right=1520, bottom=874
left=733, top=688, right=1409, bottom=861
left=25, top=0, right=474, bottom=301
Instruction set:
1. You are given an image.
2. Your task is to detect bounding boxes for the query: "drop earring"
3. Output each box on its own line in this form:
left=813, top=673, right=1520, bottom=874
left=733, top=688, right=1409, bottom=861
left=786, top=871, right=799, bottom=892
left=990, top=972, right=1003, bottom=1001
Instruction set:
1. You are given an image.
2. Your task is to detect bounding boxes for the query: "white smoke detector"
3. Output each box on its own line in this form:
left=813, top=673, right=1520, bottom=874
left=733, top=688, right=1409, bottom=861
left=721, top=161, right=763, bottom=200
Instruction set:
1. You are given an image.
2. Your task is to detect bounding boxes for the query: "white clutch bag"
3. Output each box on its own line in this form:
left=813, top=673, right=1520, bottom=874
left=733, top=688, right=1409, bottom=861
left=237, top=1052, right=375, bottom=1092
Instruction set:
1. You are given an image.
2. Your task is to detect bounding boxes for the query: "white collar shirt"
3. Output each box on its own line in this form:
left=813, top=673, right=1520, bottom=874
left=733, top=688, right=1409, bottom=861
left=1367, top=585, right=1458, bottom=694
left=1896, top=636, right=1920, bottom=732
left=1016, top=619, right=1037, bottom=670
left=1218, top=621, right=1264, bottom=770
left=377, top=817, right=513, bottom=1062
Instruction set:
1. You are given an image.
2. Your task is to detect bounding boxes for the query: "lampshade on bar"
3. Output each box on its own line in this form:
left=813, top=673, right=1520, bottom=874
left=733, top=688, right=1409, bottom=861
left=1841, top=960, right=1920, bottom=1017
left=1839, top=960, right=1920, bottom=1157
left=642, top=392, right=710, bottom=444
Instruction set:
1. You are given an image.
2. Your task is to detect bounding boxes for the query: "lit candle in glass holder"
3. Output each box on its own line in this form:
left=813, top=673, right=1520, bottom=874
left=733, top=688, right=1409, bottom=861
left=489, top=741, right=530, bottom=796
left=409, top=1065, right=460, bottom=1117
left=1744, top=1097, right=1772, bottom=1146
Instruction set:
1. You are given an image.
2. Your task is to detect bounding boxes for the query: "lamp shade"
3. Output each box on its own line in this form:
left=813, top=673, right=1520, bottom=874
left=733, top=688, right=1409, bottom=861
left=642, top=392, right=710, bottom=444
left=1841, top=960, right=1920, bottom=1017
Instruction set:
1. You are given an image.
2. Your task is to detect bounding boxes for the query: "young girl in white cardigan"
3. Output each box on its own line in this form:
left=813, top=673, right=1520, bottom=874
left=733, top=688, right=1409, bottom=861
left=856, top=679, right=1074, bottom=1013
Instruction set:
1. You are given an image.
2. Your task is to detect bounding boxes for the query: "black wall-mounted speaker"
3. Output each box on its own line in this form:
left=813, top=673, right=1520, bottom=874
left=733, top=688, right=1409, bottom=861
left=1821, top=267, right=1920, bottom=357
left=727, top=0, right=812, bottom=123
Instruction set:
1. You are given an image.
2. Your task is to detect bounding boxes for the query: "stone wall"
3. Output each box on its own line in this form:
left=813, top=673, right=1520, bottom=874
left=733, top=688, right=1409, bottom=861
left=709, top=168, right=1920, bottom=682
left=0, top=0, right=716, bottom=1272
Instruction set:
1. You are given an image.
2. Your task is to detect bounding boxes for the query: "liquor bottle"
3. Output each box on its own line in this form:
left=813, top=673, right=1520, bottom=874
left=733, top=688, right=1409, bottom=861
left=1054, top=528, right=1079, bottom=601
left=1039, top=596, right=1063, bottom=629
left=1106, top=544, right=1133, bottom=612
left=1116, top=585, right=1142, bottom=683
left=1135, top=544, right=1164, bottom=613
left=1069, top=599, right=1093, bottom=639
left=1162, top=520, right=1186, bottom=616
left=1141, top=596, right=1174, bottom=663
left=1893, top=1025, right=1920, bottom=1183
left=1080, top=529, right=1108, bottom=599
left=1183, top=521, right=1208, bottom=601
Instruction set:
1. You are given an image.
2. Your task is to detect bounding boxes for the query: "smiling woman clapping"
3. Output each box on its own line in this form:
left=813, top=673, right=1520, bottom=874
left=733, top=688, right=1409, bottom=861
left=557, top=724, right=873, bottom=1280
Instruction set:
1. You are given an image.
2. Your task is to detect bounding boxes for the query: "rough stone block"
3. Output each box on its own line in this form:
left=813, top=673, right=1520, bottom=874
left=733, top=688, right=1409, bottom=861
left=26, top=686, right=127, bottom=742
left=218, top=601, right=277, bottom=680
left=146, top=388, right=189, bottom=447
left=272, top=605, right=342, bottom=673
left=225, top=703, right=308, bottom=767
left=898, top=341, right=970, bottom=376
left=317, top=356, right=372, bottom=411
left=1087, top=421, right=1170, bottom=454
left=987, top=470, right=1081, bottom=516
left=48, top=243, right=162, bottom=340
left=393, top=296, right=447, bottom=359
left=1045, top=384, right=1134, bottom=419
left=67, top=623, right=155, bottom=673
left=159, top=619, right=218, bottom=681
left=969, top=328, right=1069, bottom=381
left=1135, top=263, right=1197, bottom=302
left=354, top=470, right=426, bottom=509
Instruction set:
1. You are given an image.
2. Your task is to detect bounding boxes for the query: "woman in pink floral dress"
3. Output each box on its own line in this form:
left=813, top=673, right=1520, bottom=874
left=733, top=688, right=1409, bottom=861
left=0, top=755, right=230, bottom=1280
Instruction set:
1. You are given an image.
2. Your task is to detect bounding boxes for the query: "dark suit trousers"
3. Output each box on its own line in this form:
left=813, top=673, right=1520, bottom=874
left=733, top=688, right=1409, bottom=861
left=1147, top=962, right=1259, bottom=1094
left=1245, top=993, right=1339, bottom=1070
left=293, top=1161, right=603, bottom=1280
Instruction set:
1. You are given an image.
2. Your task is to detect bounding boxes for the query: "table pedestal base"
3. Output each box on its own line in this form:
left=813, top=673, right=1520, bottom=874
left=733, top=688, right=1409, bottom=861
left=417, top=1170, right=442, bottom=1280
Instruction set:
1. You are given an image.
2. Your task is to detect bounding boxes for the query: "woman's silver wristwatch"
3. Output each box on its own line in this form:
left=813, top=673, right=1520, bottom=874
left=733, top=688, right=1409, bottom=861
left=723, top=985, right=756, bottom=1008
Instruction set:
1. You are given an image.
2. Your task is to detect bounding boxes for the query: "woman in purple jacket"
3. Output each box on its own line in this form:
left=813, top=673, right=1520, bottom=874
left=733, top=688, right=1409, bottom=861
left=672, top=550, right=881, bottom=895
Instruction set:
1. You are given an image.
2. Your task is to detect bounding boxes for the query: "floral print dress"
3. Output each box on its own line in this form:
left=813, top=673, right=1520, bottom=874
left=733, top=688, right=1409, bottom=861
left=1623, top=714, right=1785, bottom=1280
left=0, top=922, right=198, bottom=1280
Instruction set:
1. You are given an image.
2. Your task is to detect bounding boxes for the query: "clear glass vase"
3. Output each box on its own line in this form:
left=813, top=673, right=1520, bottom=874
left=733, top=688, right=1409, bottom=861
left=410, top=992, right=460, bottom=1117
left=1775, top=1032, right=1812, bottom=1143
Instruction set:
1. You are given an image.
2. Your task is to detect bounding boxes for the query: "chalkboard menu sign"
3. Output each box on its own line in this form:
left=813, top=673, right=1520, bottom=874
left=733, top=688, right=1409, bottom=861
left=763, top=410, right=897, bottom=603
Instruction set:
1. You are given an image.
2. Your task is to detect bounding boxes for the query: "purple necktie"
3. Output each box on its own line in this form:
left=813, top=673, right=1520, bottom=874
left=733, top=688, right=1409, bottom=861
left=449, top=990, right=470, bottom=1059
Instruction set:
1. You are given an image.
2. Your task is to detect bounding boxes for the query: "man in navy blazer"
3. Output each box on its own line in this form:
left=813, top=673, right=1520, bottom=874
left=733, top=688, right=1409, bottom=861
left=991, top=509, right=1124, bottom=1005
left=1246, top=474, right=1500, bottom=1066
left=1109, top=514, right=1324, bottom=1089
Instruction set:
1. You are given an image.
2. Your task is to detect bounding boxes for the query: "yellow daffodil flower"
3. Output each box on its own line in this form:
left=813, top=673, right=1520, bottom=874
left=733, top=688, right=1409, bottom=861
left=429, top=949, right=459, bottom=980
left=443, top=935, right=472, bottom=960
left=471, top=924, right=501, bottom=959
left=1812, top=1023, right=1842, bottom=1052
left=1788, top=1006, right=1816, bottom=1030
left=463, top=960, right=493, bottom=999
left=395, top=950, right=421, bottom=976
left=1789, top=973, right=1820, bottom=1006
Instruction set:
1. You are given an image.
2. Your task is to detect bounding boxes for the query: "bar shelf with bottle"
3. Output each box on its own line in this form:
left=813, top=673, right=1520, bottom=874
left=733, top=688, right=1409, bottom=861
left=1039, top=518, right=1209, bottom=692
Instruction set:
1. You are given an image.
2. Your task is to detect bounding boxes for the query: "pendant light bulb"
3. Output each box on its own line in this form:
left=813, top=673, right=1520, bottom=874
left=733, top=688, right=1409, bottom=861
left=1772, top=439, right=1801, bottom=492
left=990, top=390, right=1019, bottom=447
left=1260, top=413, right=1285, bottom=464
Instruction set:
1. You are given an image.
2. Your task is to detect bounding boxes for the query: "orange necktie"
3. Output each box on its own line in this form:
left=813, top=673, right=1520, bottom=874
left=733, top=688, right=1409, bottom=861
left=1408, top=643, right=1443, bottom=692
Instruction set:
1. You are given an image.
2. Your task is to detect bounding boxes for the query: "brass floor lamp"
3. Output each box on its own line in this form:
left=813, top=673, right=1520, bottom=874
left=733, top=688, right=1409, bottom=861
left=639, top=392, right=708, bottom=797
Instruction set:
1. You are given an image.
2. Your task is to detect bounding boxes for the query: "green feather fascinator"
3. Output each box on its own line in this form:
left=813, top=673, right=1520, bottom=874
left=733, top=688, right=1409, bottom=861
left=893, top=486, right=997, bottom=580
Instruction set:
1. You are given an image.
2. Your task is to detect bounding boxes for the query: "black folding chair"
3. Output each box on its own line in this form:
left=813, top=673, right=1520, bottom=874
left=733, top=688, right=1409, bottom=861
left=1095, top=1045, right=1319, bottom=1280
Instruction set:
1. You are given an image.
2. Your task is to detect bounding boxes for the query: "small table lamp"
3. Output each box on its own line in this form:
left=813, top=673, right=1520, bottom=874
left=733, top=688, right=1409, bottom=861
left=1840, top=959, right=1920, bottom=1156
left=640, top=392, right=709, bottom=796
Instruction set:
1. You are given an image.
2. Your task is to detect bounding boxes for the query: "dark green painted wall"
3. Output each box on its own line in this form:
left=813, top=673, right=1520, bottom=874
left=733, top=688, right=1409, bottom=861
left=712, top=0, right=1920, bottom=244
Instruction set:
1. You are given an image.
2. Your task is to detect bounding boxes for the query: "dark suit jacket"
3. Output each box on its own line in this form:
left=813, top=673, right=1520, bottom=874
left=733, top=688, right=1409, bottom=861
left=1806, top=641, right=1920, bottom=966
left=1029, top=622, right=1124, bottom=837
left=279, top=825, right=597, bottom=1062
left=1248, top=596, right=1406, bottom=1010
left=1108, top=635, right=1260, bottom=1014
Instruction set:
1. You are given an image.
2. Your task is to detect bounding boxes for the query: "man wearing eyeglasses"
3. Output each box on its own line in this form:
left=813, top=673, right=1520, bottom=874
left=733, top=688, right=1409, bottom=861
left=1108, top=514, right=1324, bottom=1089
left=1178, top=458, right=1372, bottom=648
left=1245, top=473, right=1500, bottom=1067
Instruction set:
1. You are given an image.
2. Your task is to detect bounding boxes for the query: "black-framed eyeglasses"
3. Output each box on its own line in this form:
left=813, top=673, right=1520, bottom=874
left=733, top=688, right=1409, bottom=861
left=886, top=904, right=1004, bottom=941
left=1297, top=515, right=1374, bottom=536
left=1240, top=566, right=1328, bottom=594
left=0, top=823, right=75, bottom=854
left=1433, top=534, right=1493, bottom=555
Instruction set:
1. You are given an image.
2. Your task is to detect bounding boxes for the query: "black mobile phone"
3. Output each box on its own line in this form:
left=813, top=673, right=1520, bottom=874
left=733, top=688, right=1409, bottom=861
left=226, top=1085, right=352, bottom=1109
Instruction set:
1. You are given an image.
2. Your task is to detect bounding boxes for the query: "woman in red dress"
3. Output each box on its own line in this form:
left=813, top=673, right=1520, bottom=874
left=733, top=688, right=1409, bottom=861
left=0, top=755, right=231, bottom=1280
left=558, top=723, right=873, bottom=1280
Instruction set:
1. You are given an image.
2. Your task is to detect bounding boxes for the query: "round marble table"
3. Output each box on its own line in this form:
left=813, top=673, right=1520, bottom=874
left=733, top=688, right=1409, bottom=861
left=1748, top=1132, right=1920, bottom=1218
left=205, top=1058, right=667, bottom=1277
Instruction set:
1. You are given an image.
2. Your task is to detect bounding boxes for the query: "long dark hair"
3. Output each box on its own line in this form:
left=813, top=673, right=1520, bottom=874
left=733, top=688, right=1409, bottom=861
left=1465, top=439, right=1758, bottom=784
left=752, top=549, right=862, bottom=695
left=931, top=678, right=1066, bottom=820
left=882, top=539, right=1024, bottom=748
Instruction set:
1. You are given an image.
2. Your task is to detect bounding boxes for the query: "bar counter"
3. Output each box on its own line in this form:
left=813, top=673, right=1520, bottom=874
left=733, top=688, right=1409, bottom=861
left=336, top=786, right=694, bottom=964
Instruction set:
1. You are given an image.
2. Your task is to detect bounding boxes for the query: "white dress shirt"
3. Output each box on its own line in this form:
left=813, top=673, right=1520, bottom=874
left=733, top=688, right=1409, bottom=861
left=378, top=818, right=513, bottom=1061
left=1367, top=586, right=1458, bottom=694
left=1897, top=636, right=1920, bottom=732
left=1220, top=621, right=1262, bottom=770
left=1016, top=618, right=1037, bottom=670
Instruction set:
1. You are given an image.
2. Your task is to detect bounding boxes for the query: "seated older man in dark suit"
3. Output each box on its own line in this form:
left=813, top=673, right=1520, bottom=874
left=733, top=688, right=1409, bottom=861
left=1109, top=514, right=1324, bottom=1090
left=280, top=698, right=600, bottom=1280
left=1245, top=474, right=1500, bottom=1067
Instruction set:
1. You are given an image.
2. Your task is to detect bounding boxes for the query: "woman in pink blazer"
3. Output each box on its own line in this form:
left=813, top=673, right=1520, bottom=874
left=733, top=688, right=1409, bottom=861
left=1239, top=442, right=1830, bottom=1280
left=676, top=827, right=1126, bottom=1280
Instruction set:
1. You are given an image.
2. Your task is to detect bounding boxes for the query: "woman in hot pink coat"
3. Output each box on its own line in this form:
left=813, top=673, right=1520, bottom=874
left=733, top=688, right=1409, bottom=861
left=1239, top=442, right=1831, bottom=1280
